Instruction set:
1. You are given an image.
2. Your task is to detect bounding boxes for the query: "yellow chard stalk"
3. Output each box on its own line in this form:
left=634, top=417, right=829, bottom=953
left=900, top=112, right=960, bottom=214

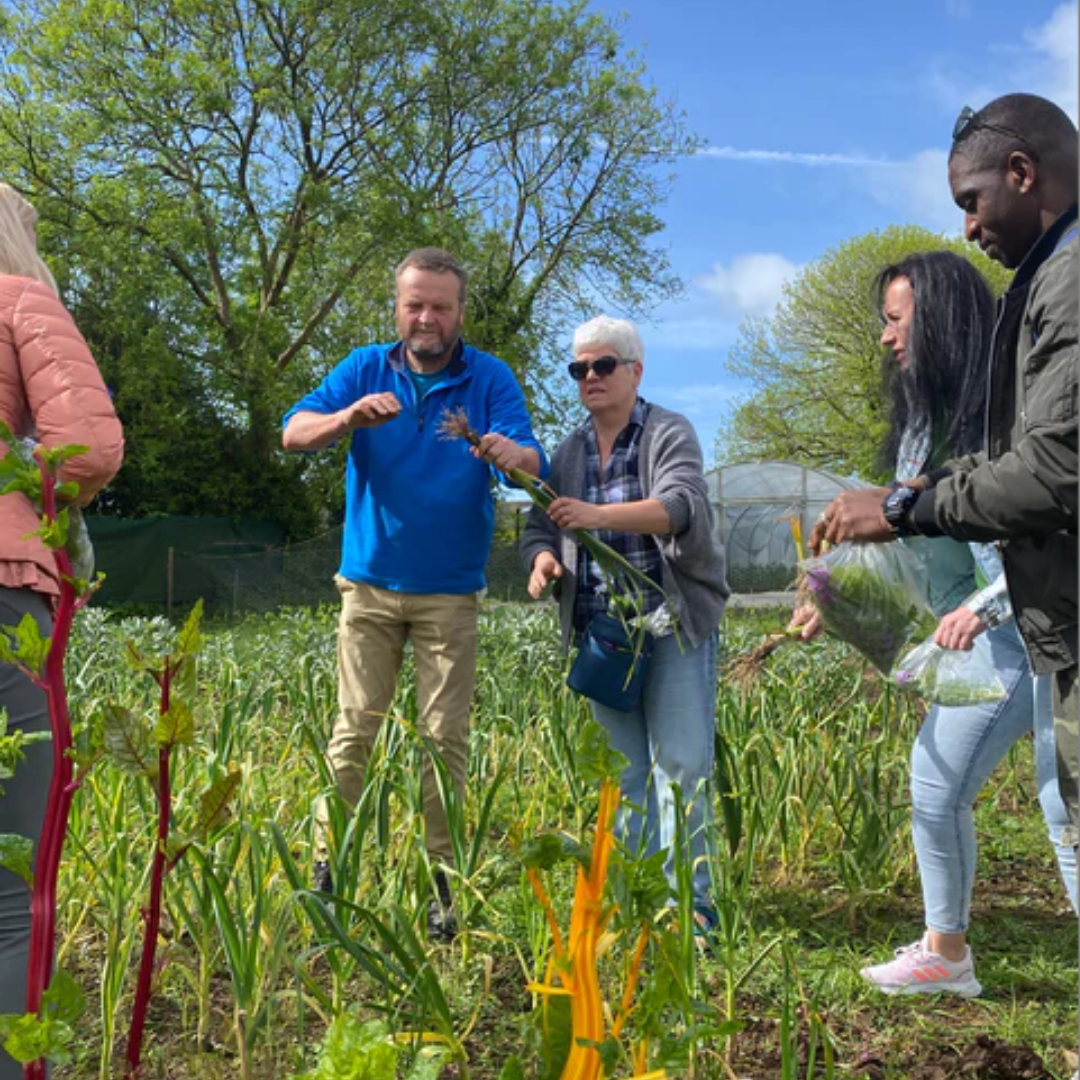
left=524, top=771, right=666, bottom=1080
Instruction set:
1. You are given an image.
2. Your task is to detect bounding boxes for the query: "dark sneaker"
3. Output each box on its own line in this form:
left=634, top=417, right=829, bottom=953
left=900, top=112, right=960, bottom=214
left=312, top=860, right=334, bottom=895
left=427, top=870, right=458, bottom=943
left=427, top=898, right=458, bottom=943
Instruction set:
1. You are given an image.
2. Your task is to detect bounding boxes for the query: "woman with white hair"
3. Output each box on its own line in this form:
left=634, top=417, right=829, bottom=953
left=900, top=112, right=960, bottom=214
left=0, top=183, right=122, bottom=1072
left=521, top=315, right=729, bottom=938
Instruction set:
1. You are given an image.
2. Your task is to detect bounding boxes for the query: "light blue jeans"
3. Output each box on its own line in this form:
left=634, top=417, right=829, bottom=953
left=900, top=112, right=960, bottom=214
left=911, top=622, right=1078, bottom=934
left=589, top=630, right=718, bottom=912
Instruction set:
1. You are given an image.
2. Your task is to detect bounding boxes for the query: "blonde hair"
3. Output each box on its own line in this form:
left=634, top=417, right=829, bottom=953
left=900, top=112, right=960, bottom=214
left=0, top=184, right=57, bottom=292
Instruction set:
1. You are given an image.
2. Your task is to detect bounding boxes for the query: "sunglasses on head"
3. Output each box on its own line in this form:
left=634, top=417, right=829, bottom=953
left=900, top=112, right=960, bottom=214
left=567, top=355, right=634, bottom=380
left=952, top=105, right=1039, bottom=157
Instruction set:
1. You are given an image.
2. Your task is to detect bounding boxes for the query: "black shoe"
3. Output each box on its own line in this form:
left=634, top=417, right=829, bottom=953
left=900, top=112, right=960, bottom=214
left=312, top=860, right=334, bottom=894
left=427, top=870, right=458, bottom=942
left=427, top=898, right=458, bottom=943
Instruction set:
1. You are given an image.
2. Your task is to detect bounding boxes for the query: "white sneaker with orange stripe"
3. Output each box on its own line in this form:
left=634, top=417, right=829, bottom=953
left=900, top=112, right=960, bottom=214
left=859, top=934, right=982, bottom=998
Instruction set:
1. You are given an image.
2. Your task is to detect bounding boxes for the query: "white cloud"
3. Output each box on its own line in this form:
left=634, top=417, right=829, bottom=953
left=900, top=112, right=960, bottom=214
left=697, top=3, right=1078, bottom=233
left=924, top=68, right=998, bottom=118
left=926, top=2, right=1078, bottom=122
left=696, top=144, right=962, bottom=233
left=700, top=146, right=890, bottom=168
left=696, top=141, right=963, bottom=232
left=696, top=253, right=803, bottom=318
left=1022, top=3, right=1079, bottom=120
left=692, top=5, right=1079, bottom=239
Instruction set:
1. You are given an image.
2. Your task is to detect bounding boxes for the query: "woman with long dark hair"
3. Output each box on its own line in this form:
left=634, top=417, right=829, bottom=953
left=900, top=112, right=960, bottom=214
left=868, top=250, right=1075, bottom=994
left=796, top=250, right=1074, bottom=996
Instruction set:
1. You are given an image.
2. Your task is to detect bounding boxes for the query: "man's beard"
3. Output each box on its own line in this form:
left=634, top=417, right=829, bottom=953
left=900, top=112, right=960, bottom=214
left=409, top=339, right=450, bottom=361
left=407, top=329, right=459, bottom=364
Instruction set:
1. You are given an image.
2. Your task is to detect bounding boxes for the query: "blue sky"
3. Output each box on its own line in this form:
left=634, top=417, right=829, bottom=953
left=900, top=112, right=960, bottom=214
left=582, top=0, right=1079, bottom=460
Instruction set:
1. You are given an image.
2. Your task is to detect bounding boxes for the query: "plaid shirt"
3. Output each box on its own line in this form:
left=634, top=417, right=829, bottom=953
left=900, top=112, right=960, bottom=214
left=574, top=399, right=666, bottom=632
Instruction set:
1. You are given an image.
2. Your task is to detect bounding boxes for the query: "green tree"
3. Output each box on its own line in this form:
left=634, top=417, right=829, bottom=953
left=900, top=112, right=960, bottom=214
left=0, top=0, right=694, bottom=534
left=716, top=226, right=1012, bottom=482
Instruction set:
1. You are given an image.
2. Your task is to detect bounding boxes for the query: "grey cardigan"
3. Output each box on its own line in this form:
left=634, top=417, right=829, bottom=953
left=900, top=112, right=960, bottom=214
left=520, top=402, right=730, bottom=651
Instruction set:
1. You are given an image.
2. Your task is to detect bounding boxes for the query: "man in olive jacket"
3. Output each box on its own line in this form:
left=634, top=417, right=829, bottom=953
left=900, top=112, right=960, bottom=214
left=815, top=93, right=1079, bottom=843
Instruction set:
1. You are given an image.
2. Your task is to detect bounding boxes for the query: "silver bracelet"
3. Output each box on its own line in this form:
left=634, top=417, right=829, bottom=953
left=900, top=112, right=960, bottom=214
left=967, top=586, right=1012, bottom=629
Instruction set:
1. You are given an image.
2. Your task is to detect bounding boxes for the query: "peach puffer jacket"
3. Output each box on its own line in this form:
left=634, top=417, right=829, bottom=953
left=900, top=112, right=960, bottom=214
left=0, top=275, right=123, bottom=598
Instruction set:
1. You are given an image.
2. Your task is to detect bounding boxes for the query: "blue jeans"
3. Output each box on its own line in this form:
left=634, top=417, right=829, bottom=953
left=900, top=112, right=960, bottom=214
left=911, top=623, right=1077, bottom=934
left=589, top=631, right=718, bottom=911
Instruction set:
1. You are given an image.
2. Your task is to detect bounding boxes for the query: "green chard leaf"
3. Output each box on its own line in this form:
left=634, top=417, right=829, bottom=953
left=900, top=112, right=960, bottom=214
left=193, top=768, right=242, bottom=838
left=6, top=613, right=51, bottom=675
left=176, top=598, right=204, bottom=660
left=101, top=704, right=158, bottom=778
left=40, top=970, right=85, bottom=1026
left=0, top=834, right=34, bottom=885
left=575, top=719, right=629, bottom=785
left=155, top=699, right=195, bottom=748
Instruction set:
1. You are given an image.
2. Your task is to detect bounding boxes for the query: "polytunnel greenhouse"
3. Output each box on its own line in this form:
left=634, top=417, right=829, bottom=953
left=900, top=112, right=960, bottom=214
left=706, top=461, right=867, bottom=593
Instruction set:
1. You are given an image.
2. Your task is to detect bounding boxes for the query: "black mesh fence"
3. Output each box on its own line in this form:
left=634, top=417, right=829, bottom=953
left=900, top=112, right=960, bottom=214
left=87, top=516, right=531, bottom=615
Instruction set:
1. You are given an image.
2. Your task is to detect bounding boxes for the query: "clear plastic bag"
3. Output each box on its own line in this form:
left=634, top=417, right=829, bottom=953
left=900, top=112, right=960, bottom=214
left=799, top=541, right=937, bottom=674
left=65, top=505, right=95, bottom=582
left=893, top=636, right=1007, bottom=707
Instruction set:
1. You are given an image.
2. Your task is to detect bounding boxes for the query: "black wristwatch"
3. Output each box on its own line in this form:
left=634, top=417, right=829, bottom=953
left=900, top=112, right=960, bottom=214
left=882, top=481, right=919, bottom=538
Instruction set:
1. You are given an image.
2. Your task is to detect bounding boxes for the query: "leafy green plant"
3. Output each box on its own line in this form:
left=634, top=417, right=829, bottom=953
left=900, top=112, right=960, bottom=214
left=25, top=601, right=1076, bottom=1078
left=99, top=600, right=241, bottom=1077
left=190, top=821, right=297, bottom=1079
left=0, top=424, right=97, bottom=1076
left=0, top=970, right=84, bottom=1068
left=522, top=720, right=693, bottom=1080
left=291, top=1013, right=445, bottom=1080
left=0, top=708, right=49, bottom=883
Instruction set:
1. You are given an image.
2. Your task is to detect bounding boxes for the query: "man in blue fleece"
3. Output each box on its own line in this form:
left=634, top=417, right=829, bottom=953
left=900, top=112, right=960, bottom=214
left=283, top=247, right=545, bottom=940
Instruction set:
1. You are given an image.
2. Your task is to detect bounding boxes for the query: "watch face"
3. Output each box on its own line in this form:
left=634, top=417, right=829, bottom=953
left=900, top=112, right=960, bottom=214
left=883, top=485, right=918, bottom=527
left=885, top=490, right=905, bottom=513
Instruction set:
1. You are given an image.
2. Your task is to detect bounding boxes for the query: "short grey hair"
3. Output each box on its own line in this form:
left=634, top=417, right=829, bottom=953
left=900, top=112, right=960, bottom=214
left=394, top=247, right=468, bottom=303
left=572, top=315, right=644, bottom=363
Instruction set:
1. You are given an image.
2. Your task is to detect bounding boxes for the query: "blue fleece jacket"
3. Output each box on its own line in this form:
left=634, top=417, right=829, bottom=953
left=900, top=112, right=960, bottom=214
left=284, top=341, right=547, bottom=595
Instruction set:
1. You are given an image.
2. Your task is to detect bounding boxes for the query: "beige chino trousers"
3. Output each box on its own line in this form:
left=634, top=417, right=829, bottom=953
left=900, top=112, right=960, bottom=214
left=325, top=577, right=478, bottom=864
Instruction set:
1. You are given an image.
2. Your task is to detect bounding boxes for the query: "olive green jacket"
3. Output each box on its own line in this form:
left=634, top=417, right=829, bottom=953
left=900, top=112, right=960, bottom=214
left=912, top=205, right=1078, bottom=673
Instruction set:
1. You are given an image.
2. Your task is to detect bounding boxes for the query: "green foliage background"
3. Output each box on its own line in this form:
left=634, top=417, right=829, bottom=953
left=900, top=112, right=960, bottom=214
left=716, top=225, right=1014, bottom=481
left=0, top=0, right=695, bottom=536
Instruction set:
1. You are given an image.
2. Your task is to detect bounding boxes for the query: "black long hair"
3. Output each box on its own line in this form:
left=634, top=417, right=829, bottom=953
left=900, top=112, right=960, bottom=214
left=875, top=251, right=996, bottom=473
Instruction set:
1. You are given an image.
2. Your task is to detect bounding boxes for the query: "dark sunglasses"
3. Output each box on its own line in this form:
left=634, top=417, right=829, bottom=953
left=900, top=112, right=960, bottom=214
left=567, top=355, right=635, bottom=380
left=952, top=105, right=1039, bottom=157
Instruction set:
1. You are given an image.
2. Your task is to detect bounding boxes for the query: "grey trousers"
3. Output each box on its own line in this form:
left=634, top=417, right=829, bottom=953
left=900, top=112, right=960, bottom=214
left=1053, top=665, right=1079, bottom=845
left=0, top=587, right=52, bottom=1077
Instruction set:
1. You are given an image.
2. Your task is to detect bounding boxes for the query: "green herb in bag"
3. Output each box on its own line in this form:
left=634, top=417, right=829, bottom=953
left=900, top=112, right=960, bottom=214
left=800, top=542, right=937, bottom=674
left=893, top=637, right=1006, bottom=706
